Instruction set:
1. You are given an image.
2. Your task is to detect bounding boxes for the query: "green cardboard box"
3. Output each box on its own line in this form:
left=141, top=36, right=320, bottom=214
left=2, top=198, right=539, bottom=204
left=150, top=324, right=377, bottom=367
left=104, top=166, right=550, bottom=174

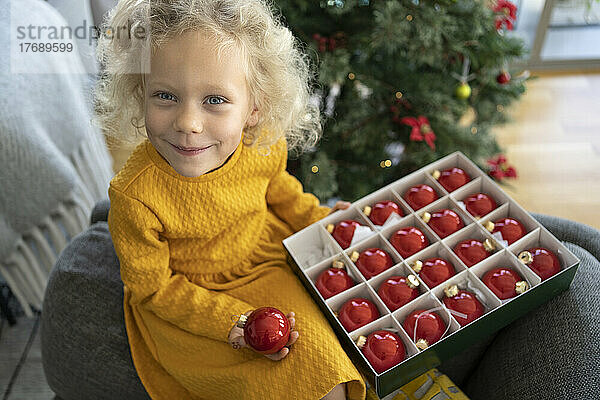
left=283, top=152, right=580, bottom=399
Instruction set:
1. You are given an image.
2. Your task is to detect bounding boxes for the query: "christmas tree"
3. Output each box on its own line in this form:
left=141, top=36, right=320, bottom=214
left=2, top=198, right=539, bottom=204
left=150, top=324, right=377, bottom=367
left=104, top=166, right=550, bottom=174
left=274, top=0, right=528, bottom=201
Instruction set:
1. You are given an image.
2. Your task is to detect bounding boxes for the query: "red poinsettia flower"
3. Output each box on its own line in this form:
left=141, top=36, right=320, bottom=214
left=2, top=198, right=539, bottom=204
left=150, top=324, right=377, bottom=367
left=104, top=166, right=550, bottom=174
left=400, top=116, right=436, bottom=150
left=493, top=0, right=517, bottom=31
left=487, top=154, right=517, bottom=181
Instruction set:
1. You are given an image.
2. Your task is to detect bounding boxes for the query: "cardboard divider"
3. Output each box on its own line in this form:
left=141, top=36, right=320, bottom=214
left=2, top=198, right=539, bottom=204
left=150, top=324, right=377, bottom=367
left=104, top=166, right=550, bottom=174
left=425, top=153, right=484, bottom=194
left=417, top=196, right=475, bottom=240
left=478, top=201, right=540, bottom=248
left=344, top=232, right=402, bottom=281
left=283, top=223, right=340, bottom=269
left=389, top=172, right=445, bottom=212
left=509, top=227, right=579, bottom=280
left=379, top=214, right=438, bottom=261
left=442, top=223, right=501, bottom=268
left=353, top=187, right=412, bottom=227
left=392, top=293, right=460, bottom=347
left=326, top=282, right=391, bottom=333
left=431, top=270, right=501, bottom=328
left=451, top=176, right=510, bottom=218
left=304, top=254, right=365, bottom=301
left=470, top=249, right=542, bottom=303
left=348, top=315, right=420, bottom=374
left=366, top=263, right=429, bottom=313
left=403, top=242, right=467, bottom=289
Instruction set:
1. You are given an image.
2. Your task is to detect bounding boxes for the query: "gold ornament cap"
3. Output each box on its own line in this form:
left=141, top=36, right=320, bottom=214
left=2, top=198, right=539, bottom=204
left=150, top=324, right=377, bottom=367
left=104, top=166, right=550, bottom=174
left=236, top=314, right=248, bottom=329
left=515, top=280, right=529, bottom=294
left=363, top=206, right=372, bottom=217
left=356, top=335, right=367, bottom=349
left=326, top=224, right=334, bottom=234
left=444, top=284, right=459, bottom=298
left=484, top=221, right=495, bottom=232
left=332, top=260, right=345, bottom=269
left=432, top=170, right=441, bottom=180
left=412, top=260, right=423, bottom=273
left=416, top=339, right=429, bottom=350
left=422, top=212, right=431, bottom=224
left=407, top=275, right=420, bottom=289
left=350, top=251, right=360, bottom=262
left=518, top=251, right=534, bottom=265
left=483, top=238, right=496, bottom=253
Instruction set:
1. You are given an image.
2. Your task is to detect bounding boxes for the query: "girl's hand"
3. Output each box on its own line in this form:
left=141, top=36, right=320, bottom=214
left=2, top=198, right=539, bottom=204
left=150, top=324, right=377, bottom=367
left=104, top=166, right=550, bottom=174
left=228, top=311, right=299, bottom=361
left=328, top=201, right=352, bottom=215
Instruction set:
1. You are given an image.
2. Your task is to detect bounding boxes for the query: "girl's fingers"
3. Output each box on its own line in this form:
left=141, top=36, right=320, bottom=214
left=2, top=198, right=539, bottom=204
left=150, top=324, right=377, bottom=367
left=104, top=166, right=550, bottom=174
left=265, top=346, right=289, bottom=361
left=286, top=330, right=299, bottom=346
left=288, top=317, right=295, bottom=329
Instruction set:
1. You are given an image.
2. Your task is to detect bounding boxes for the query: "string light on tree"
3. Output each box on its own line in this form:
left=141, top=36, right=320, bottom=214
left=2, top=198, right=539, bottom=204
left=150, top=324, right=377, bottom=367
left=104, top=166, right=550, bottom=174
left=312, top=165, right=319, bottom=173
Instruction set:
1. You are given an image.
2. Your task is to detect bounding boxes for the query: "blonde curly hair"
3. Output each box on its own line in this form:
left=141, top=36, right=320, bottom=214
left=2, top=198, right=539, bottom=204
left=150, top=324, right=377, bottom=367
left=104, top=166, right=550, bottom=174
left=94, top=0, right=321, bottom=154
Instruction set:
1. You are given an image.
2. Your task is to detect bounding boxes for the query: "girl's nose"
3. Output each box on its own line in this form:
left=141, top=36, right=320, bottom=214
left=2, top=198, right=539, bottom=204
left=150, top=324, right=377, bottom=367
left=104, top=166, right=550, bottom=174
left=173, top=102, right=203, bottom=134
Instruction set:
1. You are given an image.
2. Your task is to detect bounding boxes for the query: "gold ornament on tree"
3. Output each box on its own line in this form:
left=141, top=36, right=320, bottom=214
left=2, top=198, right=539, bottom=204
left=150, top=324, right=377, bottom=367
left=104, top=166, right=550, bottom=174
left=451, top=56, right=476, bottom=100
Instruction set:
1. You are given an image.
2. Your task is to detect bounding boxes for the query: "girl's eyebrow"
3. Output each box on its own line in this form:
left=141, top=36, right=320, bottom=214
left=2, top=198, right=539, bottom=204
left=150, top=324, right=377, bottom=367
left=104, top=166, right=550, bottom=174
left=147, top=81, right=235, bottom=96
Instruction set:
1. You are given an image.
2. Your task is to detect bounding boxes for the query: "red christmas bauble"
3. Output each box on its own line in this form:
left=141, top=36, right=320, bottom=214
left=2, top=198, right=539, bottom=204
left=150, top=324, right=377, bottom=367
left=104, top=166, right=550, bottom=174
left=519, top=247, right=561, bottom=281
left=338, top=298, right=380, bottom=332
left=483, top=267, right=528, bottom=300
left=464, top=193, right=497, bottom=217
left=315, top=265, right=355, bottom=299
left=359, top=330, right=406, bottom=373
left=402, top=309, right=446, bottom=348
left=377, top=275, right=420, bottom=311
left=442, top=288, right=484, bottom=326
left=454, top=239, right=493, bottom=267
left=404, top=184, right=439, bottom=211
left=389, top=227, right=429, bottom=259
left=436, top=167, right=471, bottom=192
left=497, top=71, right=511, bottom=84
left=415, top=257, right=455, bottom=288
left=367, top=201, right=403, bottom=226
left=354, top=248, right=394, bottom=279
left=241, top=307, right=291, bottom=354
left=490, top=218, right=526, bottom=245
left=424, top=209, right=464, bottom=238
left=329, top=220, right=362, bottom=249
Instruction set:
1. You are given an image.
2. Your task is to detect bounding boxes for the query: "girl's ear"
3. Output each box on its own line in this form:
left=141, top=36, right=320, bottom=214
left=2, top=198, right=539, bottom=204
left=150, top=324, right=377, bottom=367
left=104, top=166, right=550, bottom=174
left=246, top=107, right=259, bottom=128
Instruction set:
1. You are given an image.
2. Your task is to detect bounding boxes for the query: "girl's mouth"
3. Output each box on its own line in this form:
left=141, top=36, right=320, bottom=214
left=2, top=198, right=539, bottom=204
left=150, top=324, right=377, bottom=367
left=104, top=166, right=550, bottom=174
left=171, top=143, right=212, bottom=156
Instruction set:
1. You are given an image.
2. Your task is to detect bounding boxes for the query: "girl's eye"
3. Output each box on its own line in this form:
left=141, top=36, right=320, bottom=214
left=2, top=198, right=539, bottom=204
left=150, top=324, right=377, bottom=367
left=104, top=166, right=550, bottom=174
left=206, top=96, right=225, bottom=105
left=156, top=92, right=176, bottom=102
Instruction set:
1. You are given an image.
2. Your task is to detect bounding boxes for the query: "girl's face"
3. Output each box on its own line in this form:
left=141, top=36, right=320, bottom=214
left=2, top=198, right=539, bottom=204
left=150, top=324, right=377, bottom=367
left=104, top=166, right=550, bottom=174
left=144, top=30, right=258, bottom=177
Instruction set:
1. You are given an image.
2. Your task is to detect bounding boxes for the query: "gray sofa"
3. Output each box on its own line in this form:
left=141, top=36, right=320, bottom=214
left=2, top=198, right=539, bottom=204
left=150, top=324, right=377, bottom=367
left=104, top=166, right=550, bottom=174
left=41, top=200, right=600, bottom=400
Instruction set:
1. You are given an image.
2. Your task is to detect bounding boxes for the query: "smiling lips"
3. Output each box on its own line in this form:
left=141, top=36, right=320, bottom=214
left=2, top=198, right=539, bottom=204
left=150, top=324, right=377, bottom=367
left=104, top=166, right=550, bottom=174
left=171, top=142, right=212, bottom=155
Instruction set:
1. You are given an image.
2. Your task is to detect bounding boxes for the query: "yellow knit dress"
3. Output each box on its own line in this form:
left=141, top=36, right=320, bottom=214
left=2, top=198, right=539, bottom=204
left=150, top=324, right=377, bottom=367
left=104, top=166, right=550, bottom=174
left=108, top=137, right=367, bottom=400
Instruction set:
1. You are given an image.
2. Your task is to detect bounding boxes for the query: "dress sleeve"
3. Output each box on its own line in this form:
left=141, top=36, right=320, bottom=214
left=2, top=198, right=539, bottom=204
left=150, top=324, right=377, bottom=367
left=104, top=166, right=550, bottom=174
left=108, top=186, right=255, bottom=343
left=265, top=139, right=331, bottom=232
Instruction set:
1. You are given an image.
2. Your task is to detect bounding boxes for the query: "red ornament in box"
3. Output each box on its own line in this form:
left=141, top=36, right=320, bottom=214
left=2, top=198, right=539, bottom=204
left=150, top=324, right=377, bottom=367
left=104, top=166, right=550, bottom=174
left=364, top=201, right=403, bottom=226
left=485, top=217, right=526, bottom=245
left=454, top=239, right=495, bottom=267
left=351, top=248, right=394, bottom=279
left=442, top=285, right=484, bottom=326
left=404, top=184, right=439, bottom=211
left=356, top=330, right=406, bottom=373
left=422, top=209, right=464, bottom=238
left=402, top=309, right=446, bottom=349
left=412, top=257, right=456, bottom=288
left=315, top=261, right=355, bottom=299
left=237, top=307, right=291, bottom=354
left=389, top=227, right=429, bottom=258
left=464, top=193, right=497, bottom=217
left=483, top=267, right=529, bottom=300
left=377, top=275, right=420, bottom=311
left=433, top=167, right=471, bottom=192
left=518, top=247, right=561, bottom=281
left=338, top=298, right=380, bottom=332
left=327, top=220, right=362, bottom=249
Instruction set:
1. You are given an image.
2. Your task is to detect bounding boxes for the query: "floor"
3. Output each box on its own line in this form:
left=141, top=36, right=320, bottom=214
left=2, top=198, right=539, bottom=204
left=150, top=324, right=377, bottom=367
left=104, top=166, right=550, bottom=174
left=1, top=71, right=599, bottom=399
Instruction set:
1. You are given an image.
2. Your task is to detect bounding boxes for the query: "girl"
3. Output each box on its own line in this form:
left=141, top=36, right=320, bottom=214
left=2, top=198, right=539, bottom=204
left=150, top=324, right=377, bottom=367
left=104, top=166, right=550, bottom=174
left=95, top=0, right=363, bottom=399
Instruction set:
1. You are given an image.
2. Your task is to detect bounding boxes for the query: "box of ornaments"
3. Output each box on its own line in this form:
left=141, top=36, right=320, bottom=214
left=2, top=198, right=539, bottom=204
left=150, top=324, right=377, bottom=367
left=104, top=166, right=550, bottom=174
left=282, top=151, right=580, bottom=399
